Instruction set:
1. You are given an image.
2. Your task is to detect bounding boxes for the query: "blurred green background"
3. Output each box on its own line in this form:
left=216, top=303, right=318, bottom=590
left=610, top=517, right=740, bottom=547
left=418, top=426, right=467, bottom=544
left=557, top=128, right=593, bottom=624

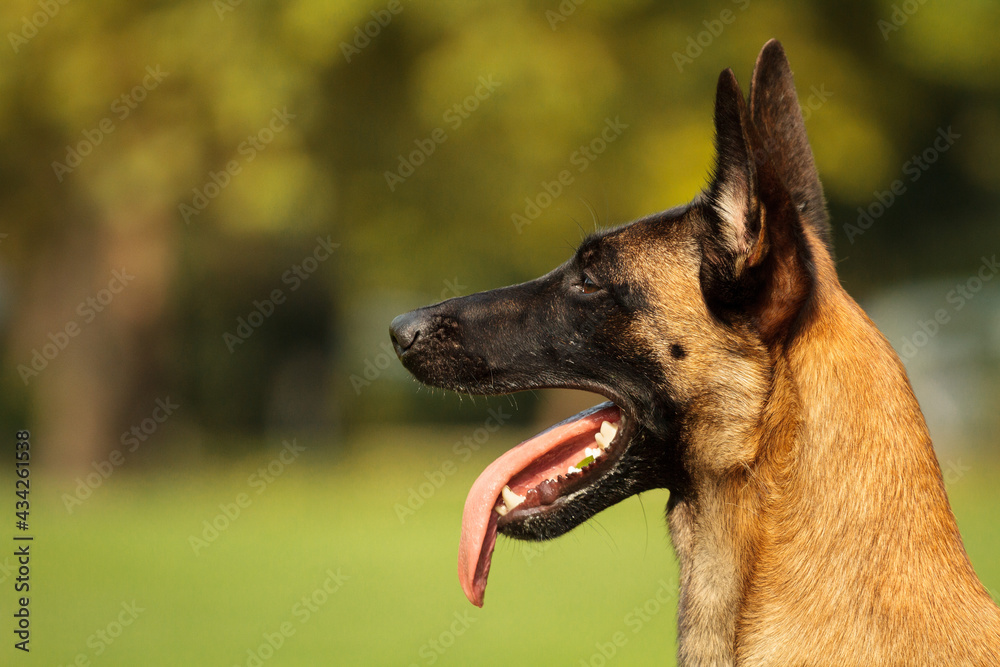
left=0, top=0, right=998, bottom=664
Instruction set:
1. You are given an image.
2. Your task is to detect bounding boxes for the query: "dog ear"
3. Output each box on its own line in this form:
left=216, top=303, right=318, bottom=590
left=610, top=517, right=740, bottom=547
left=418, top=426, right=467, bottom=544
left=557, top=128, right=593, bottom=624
left=701, top=64, right=814, bottom=344
left=749, top=39, right=830, bottom=250
left=702, top=68, right=765, bottom=304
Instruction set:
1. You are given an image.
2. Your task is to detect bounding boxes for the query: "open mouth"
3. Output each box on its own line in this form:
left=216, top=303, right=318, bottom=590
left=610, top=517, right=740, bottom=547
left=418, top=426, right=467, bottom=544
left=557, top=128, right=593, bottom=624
left=458, top=400, right=631, bottom=607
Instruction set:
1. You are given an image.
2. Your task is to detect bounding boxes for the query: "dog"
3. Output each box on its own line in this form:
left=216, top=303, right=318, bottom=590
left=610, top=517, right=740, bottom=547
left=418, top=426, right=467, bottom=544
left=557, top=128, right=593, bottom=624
left=389, top=40, right=1000, bottom=665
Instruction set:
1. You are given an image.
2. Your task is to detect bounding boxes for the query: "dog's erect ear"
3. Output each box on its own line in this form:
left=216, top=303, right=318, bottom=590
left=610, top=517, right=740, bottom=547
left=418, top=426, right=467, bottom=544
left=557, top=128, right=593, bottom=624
left=749, top=39, right=830, bottom=249
left=702, top=68, right=765, bottom=303
left=701, top=63, right=813, bottom=344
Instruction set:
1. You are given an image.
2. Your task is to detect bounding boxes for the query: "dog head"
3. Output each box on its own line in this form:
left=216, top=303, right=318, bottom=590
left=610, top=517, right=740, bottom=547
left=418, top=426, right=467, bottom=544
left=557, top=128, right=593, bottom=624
left=390, top=40, right=828, bottom=606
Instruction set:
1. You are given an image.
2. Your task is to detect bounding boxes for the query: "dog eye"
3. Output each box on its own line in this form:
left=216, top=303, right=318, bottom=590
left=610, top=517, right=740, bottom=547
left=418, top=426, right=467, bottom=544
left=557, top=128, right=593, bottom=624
left=581, top=274, right=601, bottom=294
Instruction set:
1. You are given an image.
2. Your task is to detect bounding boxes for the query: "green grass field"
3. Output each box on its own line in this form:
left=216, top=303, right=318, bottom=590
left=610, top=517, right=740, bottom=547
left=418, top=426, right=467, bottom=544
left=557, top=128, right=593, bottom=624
left=22, top=428, right=1000, bottom=666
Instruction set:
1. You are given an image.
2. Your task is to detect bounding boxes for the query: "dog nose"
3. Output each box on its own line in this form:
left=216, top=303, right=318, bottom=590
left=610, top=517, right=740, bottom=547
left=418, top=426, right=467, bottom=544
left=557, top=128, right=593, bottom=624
left=389, top=310, right=426, bottom=357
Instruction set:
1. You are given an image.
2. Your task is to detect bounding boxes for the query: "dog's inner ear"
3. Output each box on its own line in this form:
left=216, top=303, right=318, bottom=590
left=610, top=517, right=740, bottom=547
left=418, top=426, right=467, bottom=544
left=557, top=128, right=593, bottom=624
left=701, top=64, right=813, bottom=344
left=702, top=68, right=766, bottom=302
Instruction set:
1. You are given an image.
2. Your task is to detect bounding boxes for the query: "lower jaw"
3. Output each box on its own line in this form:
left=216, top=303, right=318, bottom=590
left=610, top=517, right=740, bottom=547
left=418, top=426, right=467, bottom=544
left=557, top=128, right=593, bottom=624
left=496, top=499, right=580, bottom=540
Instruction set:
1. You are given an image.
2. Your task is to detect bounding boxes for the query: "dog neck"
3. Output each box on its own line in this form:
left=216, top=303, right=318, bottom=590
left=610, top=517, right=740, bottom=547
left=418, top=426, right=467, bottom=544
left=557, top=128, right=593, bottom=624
left=667, top=252, right=997, bottom=665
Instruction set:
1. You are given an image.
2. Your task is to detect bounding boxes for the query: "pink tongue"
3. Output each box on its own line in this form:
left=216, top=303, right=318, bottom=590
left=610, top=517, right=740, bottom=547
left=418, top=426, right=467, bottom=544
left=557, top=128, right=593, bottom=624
left=458, top=403, right=619, bottom=607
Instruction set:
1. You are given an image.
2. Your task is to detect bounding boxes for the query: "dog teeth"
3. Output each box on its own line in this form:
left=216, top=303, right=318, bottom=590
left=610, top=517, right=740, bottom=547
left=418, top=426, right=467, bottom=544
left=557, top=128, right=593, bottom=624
left=594, top=421, right=618, bottom=449
left=501, top=485, right=526, bottom=511
left=601, top=420, right=618, bottom=442
left=518, top=425, right=624, bottom=502
left=495, top=504, right=508, bottom=516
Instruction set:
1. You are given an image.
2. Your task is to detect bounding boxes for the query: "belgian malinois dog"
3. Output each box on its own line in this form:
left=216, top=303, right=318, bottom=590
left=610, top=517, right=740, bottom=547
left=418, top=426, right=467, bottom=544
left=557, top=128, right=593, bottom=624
left=390, top=40, right=1000, bottom=665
